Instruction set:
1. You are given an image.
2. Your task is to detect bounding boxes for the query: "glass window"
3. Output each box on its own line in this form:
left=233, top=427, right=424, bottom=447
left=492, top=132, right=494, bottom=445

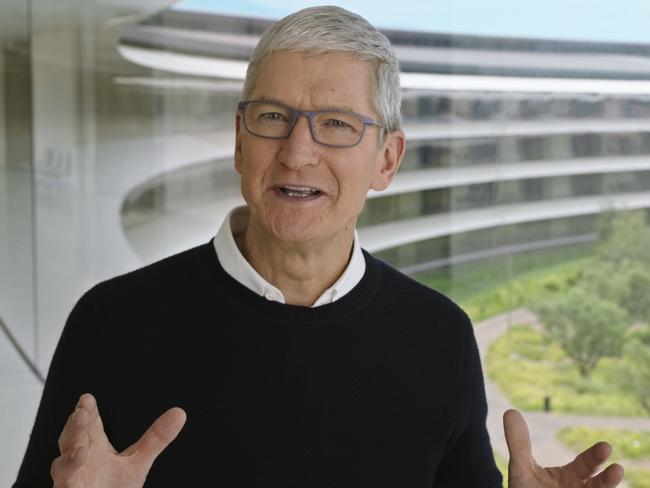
left=3, top=1, right=650, bottom=485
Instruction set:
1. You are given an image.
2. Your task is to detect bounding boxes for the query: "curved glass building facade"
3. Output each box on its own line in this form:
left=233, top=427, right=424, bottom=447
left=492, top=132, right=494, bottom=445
left=2, top=1, right=650, bottom=484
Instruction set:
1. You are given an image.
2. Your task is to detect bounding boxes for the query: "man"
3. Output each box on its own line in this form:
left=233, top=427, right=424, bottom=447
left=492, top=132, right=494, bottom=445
left=15, top=6, right=624, bottom=487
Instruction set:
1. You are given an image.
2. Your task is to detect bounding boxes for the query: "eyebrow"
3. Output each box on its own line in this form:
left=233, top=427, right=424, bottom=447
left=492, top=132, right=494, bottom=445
left=251, top=96, right=362, bottom=115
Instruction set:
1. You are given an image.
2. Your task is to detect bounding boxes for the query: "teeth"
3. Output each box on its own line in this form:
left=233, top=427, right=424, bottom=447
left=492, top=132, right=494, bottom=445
left=279, top=186, right=320, bottom=198
left=283, top=185, right=317, bottom=193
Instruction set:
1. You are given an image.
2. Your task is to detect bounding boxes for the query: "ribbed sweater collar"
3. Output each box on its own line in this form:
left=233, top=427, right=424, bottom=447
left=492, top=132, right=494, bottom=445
left=195, top=239, right=383, bottom=325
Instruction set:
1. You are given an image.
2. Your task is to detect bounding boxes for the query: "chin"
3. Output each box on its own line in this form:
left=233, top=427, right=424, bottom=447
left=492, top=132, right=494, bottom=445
left=256, top=202, right=357, bottom=245
left=268, top=219, right=324, bottom=244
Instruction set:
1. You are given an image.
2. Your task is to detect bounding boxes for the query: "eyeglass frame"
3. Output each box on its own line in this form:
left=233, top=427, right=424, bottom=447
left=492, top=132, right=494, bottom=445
left=237, top=99, right=387, bottom=148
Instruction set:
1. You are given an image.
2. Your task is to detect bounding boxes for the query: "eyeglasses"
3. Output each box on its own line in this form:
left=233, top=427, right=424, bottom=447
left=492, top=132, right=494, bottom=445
left=238, top=100, right=386, bottom=148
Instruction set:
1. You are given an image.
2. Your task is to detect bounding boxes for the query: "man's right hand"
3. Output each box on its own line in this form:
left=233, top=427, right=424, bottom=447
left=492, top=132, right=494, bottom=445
left=50, top=393, right=186, bottom=488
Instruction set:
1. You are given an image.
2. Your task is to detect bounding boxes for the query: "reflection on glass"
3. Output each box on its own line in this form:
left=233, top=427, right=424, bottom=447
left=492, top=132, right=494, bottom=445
left=0, top=0, right=36, bottom=363
left=2, top=2, right=650, bottom=485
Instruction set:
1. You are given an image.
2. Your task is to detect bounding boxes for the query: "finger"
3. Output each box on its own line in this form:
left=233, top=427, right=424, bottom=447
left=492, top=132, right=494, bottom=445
left=503, top=409, right=535, bottom=471
left=80, top=393, right=108, bottom=444
left=123, top=407, right=187, bottom=469
left=57, top=406, right=90, bottom=453
left=565, top=441, right=613, bottom=480
left=585, top=462, right=625, bottom=488
left=50, top=446, right=88, bottom=486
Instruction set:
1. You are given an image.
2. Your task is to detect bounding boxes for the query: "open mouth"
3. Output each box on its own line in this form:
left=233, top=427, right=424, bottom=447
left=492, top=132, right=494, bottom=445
left=277, top=185, right=322, bottom=199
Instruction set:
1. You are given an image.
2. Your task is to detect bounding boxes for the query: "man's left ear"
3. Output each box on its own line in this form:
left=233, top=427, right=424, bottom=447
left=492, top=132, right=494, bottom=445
left=234, top=111, right=243, bottom=175
left=370, top=129, right=406, bottom=191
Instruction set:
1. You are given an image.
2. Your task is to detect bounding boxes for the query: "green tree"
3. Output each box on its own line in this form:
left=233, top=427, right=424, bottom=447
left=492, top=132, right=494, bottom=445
left=537, top=288, right=629, bottom=378
left=582, top=261, right=650, bottom=324
left=580, top=261, right=629, bottom=305
left=620, top=326, right=650, bottom=414
left=620, top=267, right=650, bottom=324
left=589, top=210, right=650, bottom=324
left=596, top=210, right=650, bottom=267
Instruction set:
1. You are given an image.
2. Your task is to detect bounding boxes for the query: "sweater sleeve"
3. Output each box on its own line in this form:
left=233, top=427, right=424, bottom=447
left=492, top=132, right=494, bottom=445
left=433, top=311, right=503, bottom=488
left=13, top=286, right=116, bottom=487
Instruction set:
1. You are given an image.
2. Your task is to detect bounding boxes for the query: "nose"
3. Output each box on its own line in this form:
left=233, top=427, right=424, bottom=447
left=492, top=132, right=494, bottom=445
left=277, top=114, right=319, bottom=170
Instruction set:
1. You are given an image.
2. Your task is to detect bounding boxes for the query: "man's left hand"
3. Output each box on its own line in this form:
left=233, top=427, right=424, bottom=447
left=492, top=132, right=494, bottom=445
left=504, top=409, right=625, bottom=487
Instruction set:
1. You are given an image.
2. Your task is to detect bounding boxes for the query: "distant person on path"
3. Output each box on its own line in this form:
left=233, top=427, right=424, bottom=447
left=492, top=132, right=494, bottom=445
left=14, top=5, right=624, bottom=487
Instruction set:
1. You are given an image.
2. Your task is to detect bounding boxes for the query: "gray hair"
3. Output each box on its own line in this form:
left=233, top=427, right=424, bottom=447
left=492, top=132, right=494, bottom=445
left=243, top=5, right=402, bottom=131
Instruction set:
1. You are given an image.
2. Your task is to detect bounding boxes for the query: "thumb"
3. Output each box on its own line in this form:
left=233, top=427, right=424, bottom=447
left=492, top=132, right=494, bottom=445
left=503, top=409, right=536, bottom=473
left=123, top=407, right=187, bottom=471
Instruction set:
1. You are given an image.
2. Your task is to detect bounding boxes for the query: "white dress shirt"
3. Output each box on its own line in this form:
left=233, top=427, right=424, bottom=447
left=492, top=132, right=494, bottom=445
left=213, top=206, right=366, bottom=307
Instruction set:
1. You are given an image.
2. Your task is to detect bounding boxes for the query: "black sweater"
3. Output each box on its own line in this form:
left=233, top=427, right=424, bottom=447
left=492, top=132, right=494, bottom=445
left=14, top=241, right=503, bottom=487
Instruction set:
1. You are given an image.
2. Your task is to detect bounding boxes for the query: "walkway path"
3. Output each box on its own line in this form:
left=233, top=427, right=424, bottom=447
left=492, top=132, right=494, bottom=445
left=475, top=308, right=650, bottom=485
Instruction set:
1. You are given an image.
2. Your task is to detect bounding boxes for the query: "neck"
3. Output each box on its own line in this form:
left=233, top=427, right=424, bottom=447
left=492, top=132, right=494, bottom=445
left=236, top=219, right=355, bottom=307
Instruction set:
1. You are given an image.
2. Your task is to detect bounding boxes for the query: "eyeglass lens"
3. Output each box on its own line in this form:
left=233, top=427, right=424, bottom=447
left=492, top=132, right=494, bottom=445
left=243, top=101, right=366, bottom=147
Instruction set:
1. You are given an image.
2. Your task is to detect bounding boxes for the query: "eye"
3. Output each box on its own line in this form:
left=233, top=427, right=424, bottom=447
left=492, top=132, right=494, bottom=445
left=324, top=118, right=353, bottom=130
left=260, top=112, right=288, bottom=122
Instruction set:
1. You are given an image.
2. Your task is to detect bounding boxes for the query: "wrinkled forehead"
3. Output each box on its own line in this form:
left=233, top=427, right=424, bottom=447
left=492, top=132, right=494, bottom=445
left=248, top=50, right=378, bottom=113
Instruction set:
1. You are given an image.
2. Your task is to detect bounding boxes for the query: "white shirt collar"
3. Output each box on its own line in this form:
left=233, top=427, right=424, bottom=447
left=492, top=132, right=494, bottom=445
left=213, top=206, right=366, bottom=307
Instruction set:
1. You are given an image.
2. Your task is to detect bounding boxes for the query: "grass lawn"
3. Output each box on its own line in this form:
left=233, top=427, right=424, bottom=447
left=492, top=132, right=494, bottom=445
left=487, top=325, right=646, bottom=416
left=558, top=427, right=650, bottom=462
left=416, top=244, right=647, bottom=415
left=627, top=469, right=650, bottom=488
left=415, top=242, right=650, bottom=485
left=557, top=427, right=650, bottom=488
left=414, top=244, right=592, bottom=322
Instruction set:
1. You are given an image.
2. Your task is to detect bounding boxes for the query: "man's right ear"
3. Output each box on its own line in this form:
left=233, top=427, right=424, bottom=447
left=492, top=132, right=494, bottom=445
left=234, top=112, right=243, bottom=175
